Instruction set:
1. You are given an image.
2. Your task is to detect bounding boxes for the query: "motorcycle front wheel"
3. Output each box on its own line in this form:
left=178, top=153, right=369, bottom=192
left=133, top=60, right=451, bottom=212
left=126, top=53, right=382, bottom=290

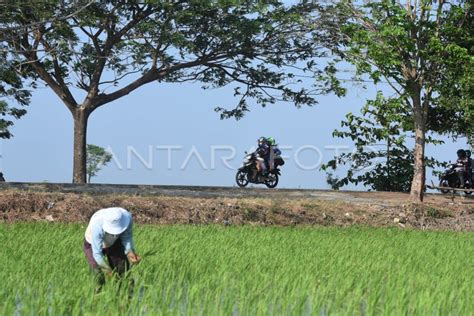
left=265, top=173, right=279, bottom=188
left=236, top=170, right=249, bottom=187
left=439, top=178, right=451, bottom=194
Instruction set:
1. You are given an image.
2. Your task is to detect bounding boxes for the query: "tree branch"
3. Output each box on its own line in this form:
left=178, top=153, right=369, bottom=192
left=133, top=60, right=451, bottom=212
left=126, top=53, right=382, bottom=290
left=27, top=57, right=77, bottom=111
left=84, top=4, right=156, bottom=107
left=18, top=33, right=77, bottom=111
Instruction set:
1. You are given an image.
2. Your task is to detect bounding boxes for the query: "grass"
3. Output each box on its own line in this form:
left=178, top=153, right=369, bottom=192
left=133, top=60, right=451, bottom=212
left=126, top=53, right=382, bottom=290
left=426, top=206, right=454, bottom=218
left=1, top=223, right=473, bottom=315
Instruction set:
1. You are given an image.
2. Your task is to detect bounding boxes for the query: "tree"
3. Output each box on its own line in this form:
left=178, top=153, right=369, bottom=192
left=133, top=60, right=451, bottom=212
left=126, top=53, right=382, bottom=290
left=86, top=144, right=112, bottom=183
left=323, top=0, right=474, bottom=202
left=1, top=1, right=344, bottom=183
left=321, top=92, right=444, bottom=192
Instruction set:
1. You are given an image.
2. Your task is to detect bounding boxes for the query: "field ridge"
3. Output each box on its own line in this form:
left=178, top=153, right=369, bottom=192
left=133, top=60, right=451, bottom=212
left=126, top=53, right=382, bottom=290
left=0, top=189, right=473, bottom=231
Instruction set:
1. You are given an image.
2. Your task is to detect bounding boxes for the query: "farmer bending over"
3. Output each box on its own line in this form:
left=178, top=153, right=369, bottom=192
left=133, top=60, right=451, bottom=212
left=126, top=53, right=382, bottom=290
left=83, top=207, right=141, bottom=286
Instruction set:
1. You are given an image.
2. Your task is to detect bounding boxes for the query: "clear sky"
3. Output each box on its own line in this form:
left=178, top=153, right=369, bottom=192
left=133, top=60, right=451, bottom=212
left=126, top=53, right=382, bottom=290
left=0, top=69, right=469, bottom=189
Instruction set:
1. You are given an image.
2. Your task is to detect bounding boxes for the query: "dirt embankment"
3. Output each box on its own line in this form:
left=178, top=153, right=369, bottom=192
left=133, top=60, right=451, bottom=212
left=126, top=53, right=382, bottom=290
left=0, top=190, right=473, bottom=231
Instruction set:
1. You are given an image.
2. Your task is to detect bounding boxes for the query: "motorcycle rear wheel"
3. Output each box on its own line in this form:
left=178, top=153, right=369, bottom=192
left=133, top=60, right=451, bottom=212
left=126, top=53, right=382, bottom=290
left=236, top=170, right=249, bottom=188
left=465, top=182, right=473, bottom=195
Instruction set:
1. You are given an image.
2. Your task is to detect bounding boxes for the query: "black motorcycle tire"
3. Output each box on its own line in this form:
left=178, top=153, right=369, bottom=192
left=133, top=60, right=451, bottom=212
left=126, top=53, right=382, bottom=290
left=236, top=170, right=249, bottom=188
left=265, top=173, right=279, bottom=188
left=439, top=179, right=451, bottom=194
left=465, top=183, right=473, bottom=195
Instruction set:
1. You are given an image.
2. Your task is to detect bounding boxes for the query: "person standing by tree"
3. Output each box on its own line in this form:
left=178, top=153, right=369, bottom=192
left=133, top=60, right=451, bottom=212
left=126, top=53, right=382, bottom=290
left=83, top=207, right=141, bottom=290
left=466, top=150, right=473, bottom=183
left=455, top=149, right=471, bottom=188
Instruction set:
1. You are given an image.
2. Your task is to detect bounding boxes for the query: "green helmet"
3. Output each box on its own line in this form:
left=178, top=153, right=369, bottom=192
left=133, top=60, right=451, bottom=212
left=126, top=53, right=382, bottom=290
left=267, top=137, right=276, bottom=146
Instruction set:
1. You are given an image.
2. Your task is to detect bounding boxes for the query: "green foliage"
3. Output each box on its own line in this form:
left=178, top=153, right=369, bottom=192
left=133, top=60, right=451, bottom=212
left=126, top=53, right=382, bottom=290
left=433, top=1, right=474, bottom=140
left=426, top=207, right=454, bottom=219
left=86, top=144, right=112, bottom=183
left=333, top=0, right=474, bottom=138
left=0, top=43, right=30, bottom=139
left=1, top=224, right=473, bottom=314
left=321, top=93, right=445, bottom=192
left=0, top=57, right=30, bottom=105
left=0, top=100, right=27, bottom=139
left=1, top=1, right=343, bottom=118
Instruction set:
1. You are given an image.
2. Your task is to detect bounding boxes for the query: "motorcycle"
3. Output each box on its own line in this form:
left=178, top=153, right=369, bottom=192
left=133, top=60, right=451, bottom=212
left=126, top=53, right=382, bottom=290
left=439, top=164, right=472, bottom=195
left=235, top=152, right=284, bottom=188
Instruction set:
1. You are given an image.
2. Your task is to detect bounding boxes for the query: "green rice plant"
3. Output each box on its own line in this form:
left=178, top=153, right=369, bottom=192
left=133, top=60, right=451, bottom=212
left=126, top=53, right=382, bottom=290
left=0, top=223, right=472, bottom=315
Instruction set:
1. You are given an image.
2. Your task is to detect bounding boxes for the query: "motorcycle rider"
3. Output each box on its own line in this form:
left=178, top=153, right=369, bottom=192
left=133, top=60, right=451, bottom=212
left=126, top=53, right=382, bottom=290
left=256, top=137, right=270, bottom=175
left=266, top=137, right=281, bottom=172
left=466, top=149, right=473, bottom=183
left=455, top=149, right=471, bottom=187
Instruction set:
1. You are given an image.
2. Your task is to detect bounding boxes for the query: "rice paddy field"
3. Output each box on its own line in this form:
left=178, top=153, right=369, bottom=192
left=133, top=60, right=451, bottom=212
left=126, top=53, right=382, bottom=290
left=1, top=223, right=473, bottom=315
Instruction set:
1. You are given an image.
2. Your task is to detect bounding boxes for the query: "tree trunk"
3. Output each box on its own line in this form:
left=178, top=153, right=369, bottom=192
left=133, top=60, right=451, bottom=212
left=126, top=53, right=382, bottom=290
left=72, top=109, right=90, bottom=184
left=410, top=91, right=426, bottom=203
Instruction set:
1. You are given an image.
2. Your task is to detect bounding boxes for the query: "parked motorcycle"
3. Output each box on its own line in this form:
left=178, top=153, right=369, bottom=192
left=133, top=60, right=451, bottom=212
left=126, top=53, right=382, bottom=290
left=439, top=164, right=472, bottom=195
left=235, top=152, right=284, bottom=188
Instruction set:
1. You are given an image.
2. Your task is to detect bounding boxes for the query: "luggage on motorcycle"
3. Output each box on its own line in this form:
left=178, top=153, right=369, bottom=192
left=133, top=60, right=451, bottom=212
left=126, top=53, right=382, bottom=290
left=275, top=157, right=285, bottom=166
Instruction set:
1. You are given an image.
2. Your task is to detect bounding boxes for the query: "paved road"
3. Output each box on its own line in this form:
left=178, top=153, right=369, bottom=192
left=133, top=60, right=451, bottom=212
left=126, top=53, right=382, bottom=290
left=0, top=182, right=471, bottom=206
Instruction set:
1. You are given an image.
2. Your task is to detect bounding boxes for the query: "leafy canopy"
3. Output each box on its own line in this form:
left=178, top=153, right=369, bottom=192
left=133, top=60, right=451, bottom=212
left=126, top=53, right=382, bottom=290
left=1, top=1, right=345, bottom=117
left=327, top=0, right=474, bottom=137
left=0, top=38, right=30, bottom=139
